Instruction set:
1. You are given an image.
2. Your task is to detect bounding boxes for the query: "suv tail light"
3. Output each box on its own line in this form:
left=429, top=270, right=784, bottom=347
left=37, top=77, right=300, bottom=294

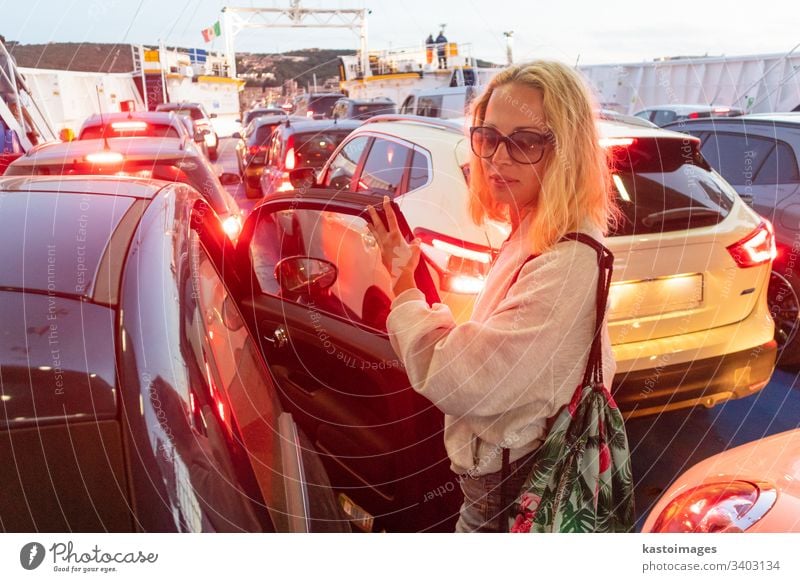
left=415, top=228, right=494, bottom=294
left=110, top=121, right=147, bottom=131
left=306, top=111, right=315, bottom=118
left=726, top=220, right=776, bottom=268
left=650, top=481, right=776, bottom=533
left=599, top=137, right=636, bottom=148
left=85, top=151, right=124, bottom=164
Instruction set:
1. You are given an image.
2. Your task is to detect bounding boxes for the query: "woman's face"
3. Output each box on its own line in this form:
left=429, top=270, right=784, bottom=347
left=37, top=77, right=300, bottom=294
left=478, top=83, right=551, bottom=213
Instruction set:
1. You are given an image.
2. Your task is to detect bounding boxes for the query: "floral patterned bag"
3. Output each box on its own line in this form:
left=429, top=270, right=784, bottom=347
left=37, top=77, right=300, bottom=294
left=503, top=232, right=635, bottom=533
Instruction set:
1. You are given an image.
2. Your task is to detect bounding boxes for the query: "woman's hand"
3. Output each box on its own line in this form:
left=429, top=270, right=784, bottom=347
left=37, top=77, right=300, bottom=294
left=366, top=196, right=421, bottom=297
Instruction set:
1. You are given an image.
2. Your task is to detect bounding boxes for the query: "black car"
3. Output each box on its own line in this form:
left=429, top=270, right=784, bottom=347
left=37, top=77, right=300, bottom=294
left=223, top=189, right=461, bottom=531
left=664, top=113, right=800, bottom=365
left=232, top=114, right=299, bottom=197
left=4, top=137, right=243, bottom=240
left=0, top=175, right=348, bottom=532
left=331, top=98, right=397, bottom=121
left=292, top=92, right=346, bottom=120
left=259, top=118, right=362, bottom=198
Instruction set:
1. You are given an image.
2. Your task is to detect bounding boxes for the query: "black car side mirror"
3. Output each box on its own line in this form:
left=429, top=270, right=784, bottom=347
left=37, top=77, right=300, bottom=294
left=275, top=256, right=337, bottom=295
left=219, top=172, right=243, bottom=186
left=289, top=167, right=318, bottom=189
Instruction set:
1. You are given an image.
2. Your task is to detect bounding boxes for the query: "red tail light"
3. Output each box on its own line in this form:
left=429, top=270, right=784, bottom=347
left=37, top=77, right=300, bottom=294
left=727, top=221, right=777, bottom=268
left=415, top=228, right=494, bottom=294
left=599, top=137, right=636, bottom=148
left=285, top=146, right=296, bottom=170
left=248, top=144, right=267, bottom=156
left=650, top=481, right=776, bottom=533
left=306, top=111, right=315, bottom=118
left=110, top=120, right=147, bottom=131
left=85, top=151, right=124, bottom=164
left=688, top=112, right=700, bottom=119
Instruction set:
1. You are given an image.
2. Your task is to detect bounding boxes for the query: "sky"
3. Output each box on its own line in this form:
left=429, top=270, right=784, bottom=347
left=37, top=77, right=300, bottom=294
left=0, top=0, right=797, bottom=66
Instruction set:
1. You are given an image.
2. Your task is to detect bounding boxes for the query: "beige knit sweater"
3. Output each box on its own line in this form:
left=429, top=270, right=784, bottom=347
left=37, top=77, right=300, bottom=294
left=386, top=217, right=617, bottom=476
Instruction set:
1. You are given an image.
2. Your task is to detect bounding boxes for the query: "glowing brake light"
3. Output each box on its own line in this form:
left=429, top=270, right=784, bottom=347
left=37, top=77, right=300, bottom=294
left=285, top=147, right=296, bottom=170
left=713, top=106, right=731, bottom=114
left=111, top=120, right=147, bottom=131
left=726, top=221, right=777, bottom=268
left=599, top=137, right=636, bottom=148
left=649, top=482, right=775, bottom=533
left=306, top=111, right=315, bottom=118
left=85, top=151, right=124, bottom=164
left=415, top=228, right=494, bottom=294
left=221, top=215, right=242, bottom=240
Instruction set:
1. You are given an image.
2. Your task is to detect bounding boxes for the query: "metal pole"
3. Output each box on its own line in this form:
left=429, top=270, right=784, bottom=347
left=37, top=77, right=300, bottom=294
left=223, top=9, right=237, bottom=78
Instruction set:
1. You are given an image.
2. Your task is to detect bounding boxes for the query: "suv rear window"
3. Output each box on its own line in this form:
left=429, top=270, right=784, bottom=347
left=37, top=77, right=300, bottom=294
left=80, top=124, right=181, bottom=139
left=165, top=107, right=204, bottom=121
left=308, top=96, right=343, bottom=118
left=609, top=138, right=736, bottom=236
left=293, top=130, right=353, bottom=169
left=350, top=103, right=395, bottom=120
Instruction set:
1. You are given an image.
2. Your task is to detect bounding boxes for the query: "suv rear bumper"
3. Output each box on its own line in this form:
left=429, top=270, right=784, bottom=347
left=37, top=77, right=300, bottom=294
left=613, top=339, right=777, bottom=418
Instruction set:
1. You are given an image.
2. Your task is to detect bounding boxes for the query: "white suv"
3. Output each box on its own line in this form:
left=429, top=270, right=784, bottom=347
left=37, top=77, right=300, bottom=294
left=308, top=114, right=777, bottom=418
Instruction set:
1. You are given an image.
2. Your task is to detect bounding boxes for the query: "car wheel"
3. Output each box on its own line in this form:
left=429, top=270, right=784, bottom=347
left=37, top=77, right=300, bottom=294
left=768, top=270, right=800, bottom=367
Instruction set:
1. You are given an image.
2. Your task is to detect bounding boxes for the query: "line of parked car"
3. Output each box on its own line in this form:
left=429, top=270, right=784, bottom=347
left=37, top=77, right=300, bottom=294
left=2, top=89, right=799, bottom=533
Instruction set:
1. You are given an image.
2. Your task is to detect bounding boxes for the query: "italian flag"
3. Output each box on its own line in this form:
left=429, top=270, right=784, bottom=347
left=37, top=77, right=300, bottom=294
left=201, top=21, right=221, bottom=43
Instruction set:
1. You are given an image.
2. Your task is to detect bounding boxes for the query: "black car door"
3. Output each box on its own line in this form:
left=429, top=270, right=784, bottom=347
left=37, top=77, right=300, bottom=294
left=230, top=191, right=461, bottom=532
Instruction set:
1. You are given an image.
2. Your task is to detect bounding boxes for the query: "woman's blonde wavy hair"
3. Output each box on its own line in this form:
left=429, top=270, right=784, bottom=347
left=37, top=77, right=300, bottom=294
left=468, top=60, right=619, bottom=253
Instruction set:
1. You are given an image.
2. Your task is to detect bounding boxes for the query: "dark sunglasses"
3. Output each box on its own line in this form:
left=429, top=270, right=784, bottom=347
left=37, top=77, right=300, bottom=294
left=469, top=126, right=551, bottom=165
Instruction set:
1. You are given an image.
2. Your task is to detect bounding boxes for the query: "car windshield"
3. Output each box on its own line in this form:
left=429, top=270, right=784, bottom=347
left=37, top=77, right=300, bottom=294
left=294, top=130, right=353, bottom=168
left=80, top=124, right=181, bottom=139
left=609, top=138, right=736, bottom=236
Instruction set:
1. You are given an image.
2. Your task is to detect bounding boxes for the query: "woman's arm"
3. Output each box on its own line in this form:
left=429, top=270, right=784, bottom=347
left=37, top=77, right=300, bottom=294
left=387, top=242, right=600, bottom=418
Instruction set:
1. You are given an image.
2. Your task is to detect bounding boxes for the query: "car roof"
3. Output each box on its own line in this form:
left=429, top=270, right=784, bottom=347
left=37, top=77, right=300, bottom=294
left=638, top=104, right=728, bottom=113
left=276, top=119, right=363, bottom=133
left=81, top=111, right=183, bottom=127
left=157, top=102, right=202, bottom=109
left=356, top=114, right=685, bottom=142
left=14, top=137, right=195, bottom=163
left=739, top=112, right=800, bottom=124
left=663, top=114, right=800, bottom=129
left=0, top=174, right=170, bottom=199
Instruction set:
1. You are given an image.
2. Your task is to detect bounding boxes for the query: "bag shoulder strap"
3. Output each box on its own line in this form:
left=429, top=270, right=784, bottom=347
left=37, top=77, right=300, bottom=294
left=498, top=231, right=613, bottom=532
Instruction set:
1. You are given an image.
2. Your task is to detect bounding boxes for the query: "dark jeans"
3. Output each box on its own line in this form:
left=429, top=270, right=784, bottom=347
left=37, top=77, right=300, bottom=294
left=454, top=451, right=537, bottom=533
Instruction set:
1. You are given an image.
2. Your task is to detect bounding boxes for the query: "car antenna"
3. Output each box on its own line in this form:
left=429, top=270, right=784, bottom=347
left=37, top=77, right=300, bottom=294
left=95, top=85, right=111, bottom=151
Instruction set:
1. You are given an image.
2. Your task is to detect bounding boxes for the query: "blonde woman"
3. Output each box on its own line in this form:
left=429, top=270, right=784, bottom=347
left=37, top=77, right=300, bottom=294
left=367, top=60, right=620, bottom=532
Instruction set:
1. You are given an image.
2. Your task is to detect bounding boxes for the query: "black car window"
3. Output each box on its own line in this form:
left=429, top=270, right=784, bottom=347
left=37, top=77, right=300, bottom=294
left=308, top=96, right=343, bottom=118
left=609, top=137, right=736, bottom=236
left=754, top=139, right=800, bottom=184
left=250, top=208, right=393, bottom=331
left=699, top=132, right=776, bottom=186
left=357, top=138, right=412, bottom=196
left=192, top=235, right=288, bottom=531
left=323, top=135, right=369, bottom=190
left=80, top=124, right=181, bottom=139
left=652, top=110, right=677, bottom=126
left=293, top=130, right=353, bottom=170
left=406, top=149, right=430, bottom=192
